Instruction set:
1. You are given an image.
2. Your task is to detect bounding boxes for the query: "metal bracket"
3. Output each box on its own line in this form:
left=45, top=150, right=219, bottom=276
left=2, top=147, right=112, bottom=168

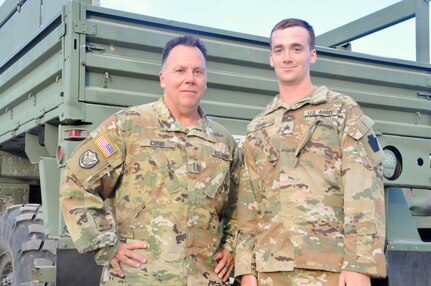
left=86, top=43, right=105, bottom=52
left=33, top=265, right=56, bottom=283
left=417, top=91, right=431, bottom=100
left=73, top=20, right=97, bottom=35
left=57, top=23, right=66, bottom=39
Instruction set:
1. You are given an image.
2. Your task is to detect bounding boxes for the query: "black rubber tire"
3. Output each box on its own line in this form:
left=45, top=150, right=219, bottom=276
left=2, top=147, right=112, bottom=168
left=0, top=204, right=57, bottom=286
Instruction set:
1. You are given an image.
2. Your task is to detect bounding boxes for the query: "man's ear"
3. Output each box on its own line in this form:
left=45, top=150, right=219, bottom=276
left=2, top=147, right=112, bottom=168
left=310, top=49, right=317, bottom=64
left=159, top=70, right=165, bottom=88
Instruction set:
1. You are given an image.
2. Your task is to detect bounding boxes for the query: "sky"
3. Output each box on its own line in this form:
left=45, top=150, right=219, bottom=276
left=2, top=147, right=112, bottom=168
left=0, top=0, right=428, bottom=62
left=96, top=0, right=424, bottom=62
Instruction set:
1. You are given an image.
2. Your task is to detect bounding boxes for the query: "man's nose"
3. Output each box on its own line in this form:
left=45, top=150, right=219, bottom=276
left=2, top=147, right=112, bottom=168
left=282, top=51, right=293, bottom=62
left=184, top=70, right=196, bottom=83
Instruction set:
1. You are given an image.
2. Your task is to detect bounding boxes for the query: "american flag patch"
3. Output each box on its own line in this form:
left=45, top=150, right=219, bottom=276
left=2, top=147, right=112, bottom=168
left=95, top=135, right=117, bottom=158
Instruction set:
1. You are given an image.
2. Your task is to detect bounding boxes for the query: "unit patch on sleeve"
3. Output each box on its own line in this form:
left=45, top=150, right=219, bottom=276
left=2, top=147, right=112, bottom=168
left=95, top=135, right=117, bottom=158
left=79, top=150, right=99, bottom=169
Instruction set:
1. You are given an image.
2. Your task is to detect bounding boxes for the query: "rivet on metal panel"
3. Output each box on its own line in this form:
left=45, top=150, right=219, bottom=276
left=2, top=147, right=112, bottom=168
left=414, top=112, right=421, bottom=124
left=5, top=107, right=13, bottom=119
left=28, top=93, right=36, bottom=106
left=103, top=72, right=110, bottom=88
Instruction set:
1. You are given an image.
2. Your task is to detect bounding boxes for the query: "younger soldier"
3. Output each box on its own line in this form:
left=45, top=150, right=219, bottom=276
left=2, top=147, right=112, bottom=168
left=235, top=18, right=386, bottom=286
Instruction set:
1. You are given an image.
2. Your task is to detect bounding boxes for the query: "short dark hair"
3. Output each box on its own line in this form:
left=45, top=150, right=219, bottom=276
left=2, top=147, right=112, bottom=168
left=270, top=18, right=315, bottom=50
left=161, top=35, right=207, bottom=68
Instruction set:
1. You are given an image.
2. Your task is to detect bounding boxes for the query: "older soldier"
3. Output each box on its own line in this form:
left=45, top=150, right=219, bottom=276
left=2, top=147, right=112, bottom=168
left=60, top=35, right=240, bottom=285
left=235, top=18, right=386, bottom=286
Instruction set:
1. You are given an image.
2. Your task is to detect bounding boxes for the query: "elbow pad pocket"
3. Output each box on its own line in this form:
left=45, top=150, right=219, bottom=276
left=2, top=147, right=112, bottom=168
left=89, top=208, right=115, bottom=231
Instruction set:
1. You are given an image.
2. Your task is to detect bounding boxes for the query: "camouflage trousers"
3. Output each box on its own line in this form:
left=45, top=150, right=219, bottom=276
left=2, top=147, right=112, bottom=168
left=257, top=269, right=340, bottom=286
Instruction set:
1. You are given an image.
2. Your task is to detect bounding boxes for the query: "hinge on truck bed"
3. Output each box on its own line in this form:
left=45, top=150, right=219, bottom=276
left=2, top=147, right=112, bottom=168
left=73, top=20, right=96, bottom=35
left=57, top=23, right=66, bottom=39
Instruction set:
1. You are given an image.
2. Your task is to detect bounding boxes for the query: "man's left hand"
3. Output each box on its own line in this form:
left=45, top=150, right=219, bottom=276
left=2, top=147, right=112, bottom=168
left=213, top=248, right=234, bottom=282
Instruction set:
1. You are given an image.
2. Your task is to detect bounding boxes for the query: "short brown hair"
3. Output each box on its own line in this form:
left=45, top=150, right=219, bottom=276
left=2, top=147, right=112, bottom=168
left=270, top=18, right=315, bottom=50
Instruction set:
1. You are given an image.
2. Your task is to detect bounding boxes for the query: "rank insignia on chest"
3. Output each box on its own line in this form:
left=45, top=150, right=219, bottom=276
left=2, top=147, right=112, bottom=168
left=281, top=121, right=294, bottom=134
left=79, top=150, right=99, bottom=169
left=95, top=135, right=117, bottom=158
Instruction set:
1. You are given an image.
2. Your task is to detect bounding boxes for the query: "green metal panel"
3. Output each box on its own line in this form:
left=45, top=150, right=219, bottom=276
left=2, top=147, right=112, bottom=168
left=39, top=157, right=61, bottom=237
left=416, top=0, right=431, bottom=62
left=0, top=0, right=42, bottom=65
left=386, top=187, right=431, bottom=251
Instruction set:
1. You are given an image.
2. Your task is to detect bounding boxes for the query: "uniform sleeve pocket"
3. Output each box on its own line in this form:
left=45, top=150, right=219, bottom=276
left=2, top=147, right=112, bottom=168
left=356, top=221, right=377, bottom=235
left=356, top=221, right=378, bottom=263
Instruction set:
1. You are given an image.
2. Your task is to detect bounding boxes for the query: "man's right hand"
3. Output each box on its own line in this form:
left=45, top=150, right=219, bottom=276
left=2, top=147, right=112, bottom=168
left=110, top=240, right=148, bottom=277
left=241, top=274, right=258, bottom=286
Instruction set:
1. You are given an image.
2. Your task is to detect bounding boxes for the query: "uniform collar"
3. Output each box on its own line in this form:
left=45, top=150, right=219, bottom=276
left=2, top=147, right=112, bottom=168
left=264, top=86, right=330, bottom=115
left=153, top=97, right=216, bottom=143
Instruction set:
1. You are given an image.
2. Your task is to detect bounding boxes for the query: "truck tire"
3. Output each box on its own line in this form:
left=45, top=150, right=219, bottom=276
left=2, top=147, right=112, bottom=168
left=0, top=204, right=57, bottom=286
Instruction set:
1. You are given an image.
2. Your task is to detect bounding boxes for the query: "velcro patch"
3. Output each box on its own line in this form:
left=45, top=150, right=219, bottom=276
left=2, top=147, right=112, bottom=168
left=212, top=150, right=230, bottom=161
left=95, top=135, right=117, bottom=158
left=150, top=140, right=175, bottom=148
left=254, top=119, right=274, bottom=131
left=79, top=150, right=99, bottom=169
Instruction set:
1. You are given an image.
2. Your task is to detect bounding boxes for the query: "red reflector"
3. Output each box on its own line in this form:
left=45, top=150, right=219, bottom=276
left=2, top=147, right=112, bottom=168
left=57, top=146, right=63, bottom=163
left=68, top=129, right=81, bottom=137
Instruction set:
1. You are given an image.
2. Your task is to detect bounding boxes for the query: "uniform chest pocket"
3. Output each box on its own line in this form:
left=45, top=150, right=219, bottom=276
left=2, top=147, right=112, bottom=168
left=200, top=145, right=233, bottom=199
left=295, top=118, right=340, bottom=162
left=140, top=139, right=182, bottom=194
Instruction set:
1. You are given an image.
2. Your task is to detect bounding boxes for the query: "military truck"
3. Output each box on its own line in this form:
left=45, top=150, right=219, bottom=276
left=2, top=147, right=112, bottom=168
left=0, top=0, right=429, bottom=285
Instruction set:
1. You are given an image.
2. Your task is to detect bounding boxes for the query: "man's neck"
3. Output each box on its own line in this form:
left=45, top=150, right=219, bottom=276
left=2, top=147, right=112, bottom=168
left=163, top=97, right=201, bottom=127
left=279, top=81, right=315, bottom=105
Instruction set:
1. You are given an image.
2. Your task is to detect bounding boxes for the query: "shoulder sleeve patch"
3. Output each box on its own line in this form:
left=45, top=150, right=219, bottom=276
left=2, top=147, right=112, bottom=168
left=79, top=150, right=99, bottom=169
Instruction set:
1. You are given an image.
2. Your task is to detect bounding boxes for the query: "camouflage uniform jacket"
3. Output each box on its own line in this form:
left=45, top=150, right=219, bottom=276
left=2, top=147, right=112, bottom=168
left=60, top=98, right=240, bottom=285
left=235, top=86, right=386, bottom=278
